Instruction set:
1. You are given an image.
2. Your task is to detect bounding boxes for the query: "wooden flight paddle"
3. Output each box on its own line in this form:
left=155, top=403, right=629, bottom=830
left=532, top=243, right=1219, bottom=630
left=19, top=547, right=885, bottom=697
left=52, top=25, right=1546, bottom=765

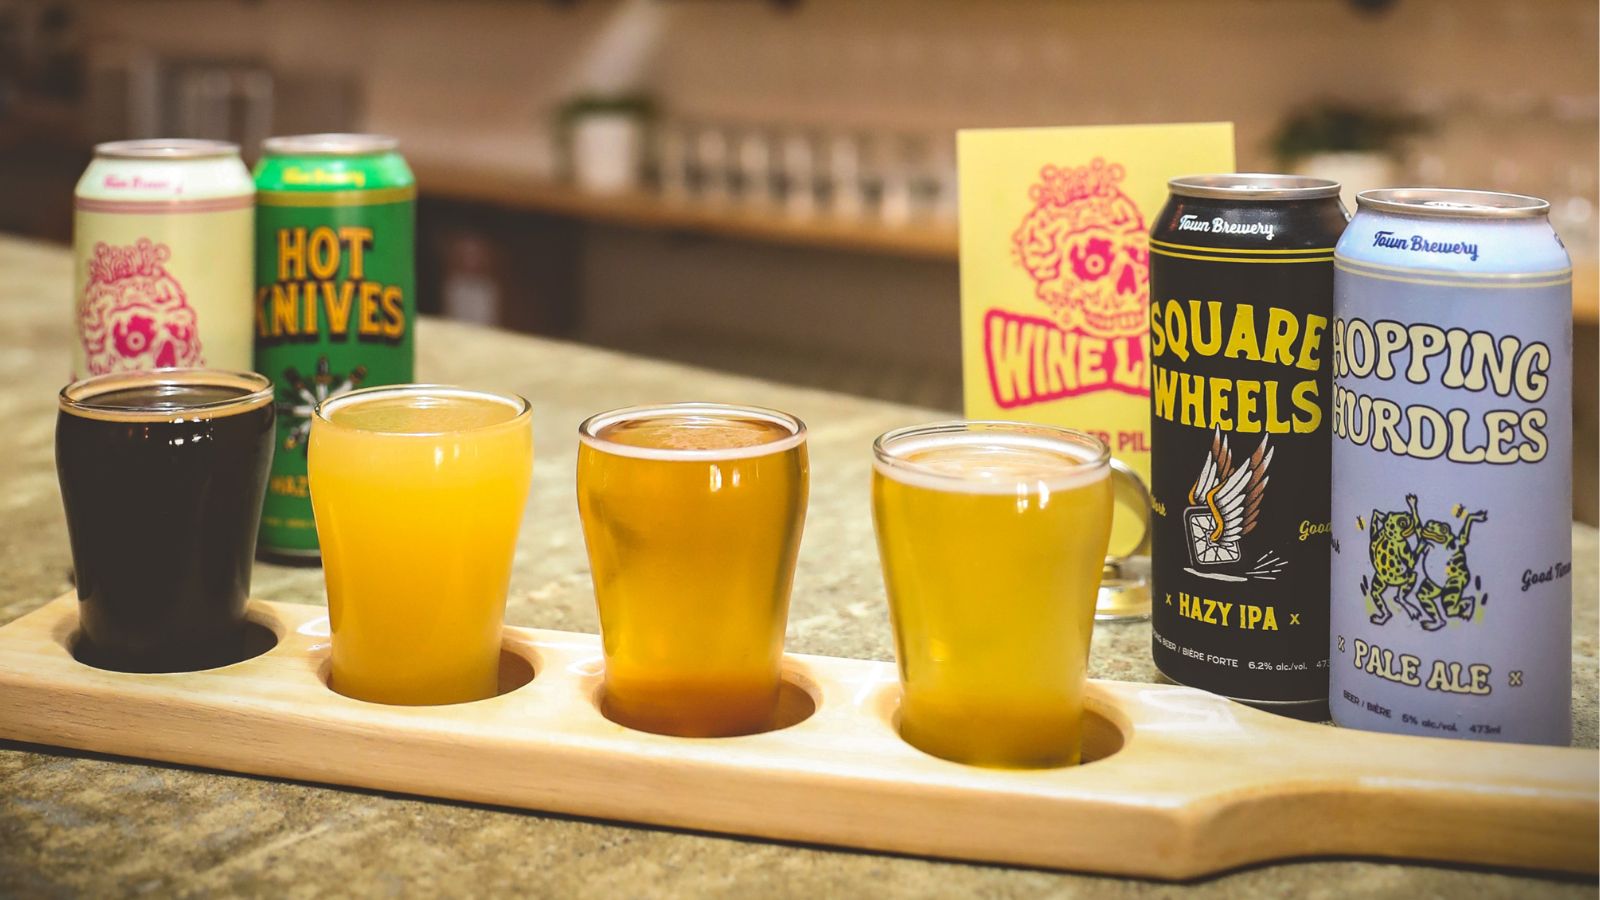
left=0, top=593, right=1593, bottom=880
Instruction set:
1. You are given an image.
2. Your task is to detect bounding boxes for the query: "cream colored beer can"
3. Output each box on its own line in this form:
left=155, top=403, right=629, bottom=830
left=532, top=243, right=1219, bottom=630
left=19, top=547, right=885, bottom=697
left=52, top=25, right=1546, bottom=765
left=71, top=139, right=254, bottom=377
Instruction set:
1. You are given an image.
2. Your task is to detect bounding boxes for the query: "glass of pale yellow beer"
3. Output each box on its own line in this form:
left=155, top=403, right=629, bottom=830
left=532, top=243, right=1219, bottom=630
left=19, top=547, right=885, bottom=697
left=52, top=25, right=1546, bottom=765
left=576, top=403, right=808, bottom=737
left=872, top=421, right=1113, bottom=768
left=309, top=385, right=533, bottom=705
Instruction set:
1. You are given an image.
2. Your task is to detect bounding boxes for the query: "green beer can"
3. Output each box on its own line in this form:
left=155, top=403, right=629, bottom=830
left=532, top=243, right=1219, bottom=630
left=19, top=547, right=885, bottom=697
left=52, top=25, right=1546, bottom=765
left=253, top=134, right=415, bottom=559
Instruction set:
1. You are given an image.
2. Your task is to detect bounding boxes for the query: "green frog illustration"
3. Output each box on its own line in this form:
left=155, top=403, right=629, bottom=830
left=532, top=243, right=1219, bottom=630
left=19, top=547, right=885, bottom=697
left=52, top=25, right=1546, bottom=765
left=1414, top=509, right=1488, bottom=628
left=1365, top=494, right=1424, bottom=627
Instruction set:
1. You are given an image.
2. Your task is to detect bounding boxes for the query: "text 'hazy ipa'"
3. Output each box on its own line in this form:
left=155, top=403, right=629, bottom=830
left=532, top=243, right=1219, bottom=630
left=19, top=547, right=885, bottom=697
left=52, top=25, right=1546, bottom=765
left=309, top=385, right=532, bottom=706
left=1331, top=189, right=1572, bottom=745
left=254, top=134, right=416, bottom=559
left=576, top=404, right=809, bottom=738
left=873, top=422, right=1113, bottom=768
left=1148, top=174, right=1346, bottom=719
left=56, top=370, right=274, bottom=672
left=73, top=140, right=254, bottom=377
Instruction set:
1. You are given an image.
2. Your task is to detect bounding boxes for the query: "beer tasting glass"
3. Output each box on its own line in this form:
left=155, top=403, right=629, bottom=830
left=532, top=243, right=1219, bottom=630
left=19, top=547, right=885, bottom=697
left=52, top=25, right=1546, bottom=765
left=309, top=385, right=533, bottom=705
left=577, top=403, right=809, bottom=737
left=57, top=369, right=275, bottom=672
left=872, top=422, right=1114, bottom=768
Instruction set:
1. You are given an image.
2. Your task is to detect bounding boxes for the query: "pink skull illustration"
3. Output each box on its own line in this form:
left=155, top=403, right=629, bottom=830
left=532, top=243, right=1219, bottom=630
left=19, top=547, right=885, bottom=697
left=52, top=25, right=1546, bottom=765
left=79, top=239, right=204, bottom=374
left=1012, top=159, right=1149, bottom=338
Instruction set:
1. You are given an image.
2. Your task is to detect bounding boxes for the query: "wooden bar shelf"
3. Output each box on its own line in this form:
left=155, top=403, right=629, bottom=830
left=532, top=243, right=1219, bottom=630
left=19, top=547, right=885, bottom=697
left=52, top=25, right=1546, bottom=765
left=410, top=160, right=959, bottom=261
left=410, top=158, right=1600, bottom=323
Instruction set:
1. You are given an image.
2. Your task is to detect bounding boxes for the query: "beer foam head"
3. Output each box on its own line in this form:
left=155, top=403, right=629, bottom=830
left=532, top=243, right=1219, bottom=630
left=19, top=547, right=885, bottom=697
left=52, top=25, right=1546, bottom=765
left=874, top=422, right=1108, bottom=494
left=320, top=386, right=528, bottom=435
left=60, top=369, right=272, bottom=423
left=580, top=403, right=805, bottom=460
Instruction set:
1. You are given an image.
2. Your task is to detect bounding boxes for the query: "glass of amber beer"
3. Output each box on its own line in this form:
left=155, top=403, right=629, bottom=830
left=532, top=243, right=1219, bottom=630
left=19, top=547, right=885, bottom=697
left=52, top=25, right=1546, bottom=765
left=577, top=402, right=809, bottom=737
left=872, top=421, right=1113, bottom=768
left=309, top=385, right=533, bottom=705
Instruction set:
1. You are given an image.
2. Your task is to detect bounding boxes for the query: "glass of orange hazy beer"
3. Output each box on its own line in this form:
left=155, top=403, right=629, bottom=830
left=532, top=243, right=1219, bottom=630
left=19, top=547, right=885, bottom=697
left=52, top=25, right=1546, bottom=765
left=872, top=422, right=1113, bottom=768
left=577, top=402, right=809, bottom=737
left=309, top=385, right=533, bottom=705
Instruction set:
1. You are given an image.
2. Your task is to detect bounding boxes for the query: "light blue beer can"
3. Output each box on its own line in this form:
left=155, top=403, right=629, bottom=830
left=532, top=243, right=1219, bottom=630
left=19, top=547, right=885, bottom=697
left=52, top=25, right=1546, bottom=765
left=1330, top=189, right=1572, bottom=745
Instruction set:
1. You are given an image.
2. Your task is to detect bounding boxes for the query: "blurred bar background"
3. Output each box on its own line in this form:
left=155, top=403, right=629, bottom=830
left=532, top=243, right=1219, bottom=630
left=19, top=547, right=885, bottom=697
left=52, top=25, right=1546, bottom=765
left=0, top=0, right=1594, bottom=519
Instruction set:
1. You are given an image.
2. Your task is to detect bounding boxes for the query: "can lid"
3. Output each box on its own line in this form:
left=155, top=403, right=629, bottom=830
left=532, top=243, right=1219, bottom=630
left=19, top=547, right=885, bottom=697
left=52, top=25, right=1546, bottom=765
left=1356, top=188, right=1550, bottom=219
left=1168, top=173, right=1341, bottom=201
left=94, top=139, right=240, bottom=160
left=261, top=133, right=400, bottom=156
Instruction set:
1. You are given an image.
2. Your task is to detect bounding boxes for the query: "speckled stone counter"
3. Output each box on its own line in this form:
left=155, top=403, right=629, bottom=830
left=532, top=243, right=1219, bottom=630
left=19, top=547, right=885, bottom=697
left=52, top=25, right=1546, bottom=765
left=1, top=238, right=1595, bottom=897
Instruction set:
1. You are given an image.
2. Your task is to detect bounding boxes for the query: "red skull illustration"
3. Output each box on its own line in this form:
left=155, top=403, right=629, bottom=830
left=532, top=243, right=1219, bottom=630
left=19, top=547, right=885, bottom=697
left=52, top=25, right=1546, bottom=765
left=1012, top=159, right=1148, bottom=338
left=79, top=239, right=204, bottom=374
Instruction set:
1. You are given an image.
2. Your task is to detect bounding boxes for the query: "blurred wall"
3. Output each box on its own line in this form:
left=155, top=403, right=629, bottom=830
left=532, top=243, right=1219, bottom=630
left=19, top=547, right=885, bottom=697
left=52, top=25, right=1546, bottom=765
left=70, top=0, right=1598, bottom=179
left=40, top=0, right=1600, bottom=521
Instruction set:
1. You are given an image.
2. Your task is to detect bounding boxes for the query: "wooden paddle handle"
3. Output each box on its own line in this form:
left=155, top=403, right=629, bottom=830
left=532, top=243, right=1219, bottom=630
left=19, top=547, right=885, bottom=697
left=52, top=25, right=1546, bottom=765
left=1108, top=684, right=1600, bottom=877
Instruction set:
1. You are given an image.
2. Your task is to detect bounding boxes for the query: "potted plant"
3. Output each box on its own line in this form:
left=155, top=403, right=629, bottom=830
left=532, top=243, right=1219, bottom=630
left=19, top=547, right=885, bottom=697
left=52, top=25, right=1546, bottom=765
left=1272, top=103, right=1428, bottom=210
left=558, top=93, right=658, bottom=195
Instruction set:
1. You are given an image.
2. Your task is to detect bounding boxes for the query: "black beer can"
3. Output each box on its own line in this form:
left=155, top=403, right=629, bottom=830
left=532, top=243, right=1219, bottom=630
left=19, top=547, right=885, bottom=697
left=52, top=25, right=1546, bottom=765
left=1147, top=174, right=1346, bottom=719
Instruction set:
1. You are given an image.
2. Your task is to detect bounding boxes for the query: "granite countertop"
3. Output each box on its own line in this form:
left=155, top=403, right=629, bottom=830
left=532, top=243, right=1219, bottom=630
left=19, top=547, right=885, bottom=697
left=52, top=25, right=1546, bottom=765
left=1, top=237, right=1594, bottom=897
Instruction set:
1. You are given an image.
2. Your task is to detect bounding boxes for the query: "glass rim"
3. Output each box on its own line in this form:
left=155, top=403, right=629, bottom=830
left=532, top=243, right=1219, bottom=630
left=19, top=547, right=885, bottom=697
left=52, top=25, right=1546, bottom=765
left=577, top=401, right=807, bottom=461
left=872, top=420, right=1111, bottom=491
left=59, top=368, right=273, bottom=422
left=312, top=383, right=532, bottom=436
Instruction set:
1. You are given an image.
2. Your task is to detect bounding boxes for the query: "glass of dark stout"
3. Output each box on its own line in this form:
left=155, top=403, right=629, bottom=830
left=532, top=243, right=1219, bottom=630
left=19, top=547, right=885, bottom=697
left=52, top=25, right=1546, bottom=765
left=56, top=369, right=275, bottom=673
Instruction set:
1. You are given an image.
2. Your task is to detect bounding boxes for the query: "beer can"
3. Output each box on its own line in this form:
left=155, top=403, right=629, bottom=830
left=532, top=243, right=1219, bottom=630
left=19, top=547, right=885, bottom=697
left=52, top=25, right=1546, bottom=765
left=72, top=139, right=254, bottom=377
left=253, top=134, right=416, bottom=559
left=1147, top=174, right=1346, bottom=719
left=1330, top=189, right=1572, bottom=745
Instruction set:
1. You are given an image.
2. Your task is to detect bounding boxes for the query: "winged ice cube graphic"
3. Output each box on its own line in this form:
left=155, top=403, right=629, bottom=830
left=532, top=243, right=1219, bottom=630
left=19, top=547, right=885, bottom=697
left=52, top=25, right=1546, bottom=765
left=1184, top=427, right=1272, bottom=568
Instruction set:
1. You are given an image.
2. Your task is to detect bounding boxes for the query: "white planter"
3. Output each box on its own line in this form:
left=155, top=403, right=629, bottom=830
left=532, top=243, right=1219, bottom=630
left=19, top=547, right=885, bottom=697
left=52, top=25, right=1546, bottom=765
left=571, top=113, right=643, bottom=195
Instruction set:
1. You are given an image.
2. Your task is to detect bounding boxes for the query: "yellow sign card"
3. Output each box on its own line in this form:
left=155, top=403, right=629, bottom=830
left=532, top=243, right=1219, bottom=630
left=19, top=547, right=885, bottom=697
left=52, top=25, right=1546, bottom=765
left=959, top=123, right=1235, bottom=551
